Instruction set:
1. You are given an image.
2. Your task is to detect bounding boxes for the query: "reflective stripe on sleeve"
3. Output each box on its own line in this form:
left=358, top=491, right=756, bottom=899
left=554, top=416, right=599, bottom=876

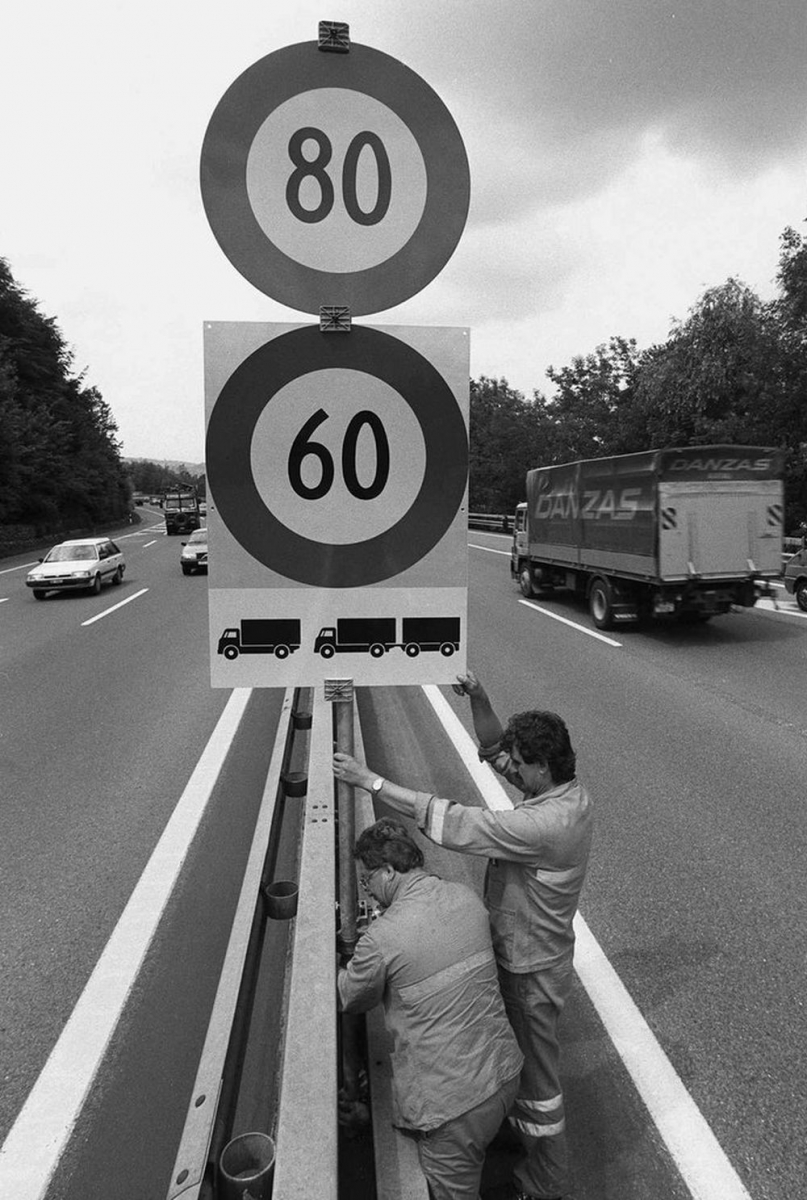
left=427, top=796, right=450, bottom=844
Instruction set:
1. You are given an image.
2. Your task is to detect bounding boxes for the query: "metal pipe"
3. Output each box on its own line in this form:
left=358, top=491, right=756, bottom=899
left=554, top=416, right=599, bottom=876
left=334, top=693, right=358, bottom=955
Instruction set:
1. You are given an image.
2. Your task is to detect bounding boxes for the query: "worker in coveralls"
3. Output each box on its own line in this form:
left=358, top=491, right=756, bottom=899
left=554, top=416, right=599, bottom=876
left=338, top=817, right=524, bottom=1200
left=333, top=672, right=593, bottom=1200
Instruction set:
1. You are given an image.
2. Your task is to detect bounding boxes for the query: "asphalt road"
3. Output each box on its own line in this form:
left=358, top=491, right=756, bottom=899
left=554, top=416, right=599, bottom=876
left=1, top=520, right=805, bottom=1199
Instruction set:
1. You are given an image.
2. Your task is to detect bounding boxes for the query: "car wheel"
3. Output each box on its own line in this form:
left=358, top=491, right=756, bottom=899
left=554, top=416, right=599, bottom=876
left=796, top=580, right=807, bottom=612
left=113, top=567, right=123, bottom=585
left=181, top=566, right=192, bottom=575
left=90, top=574, right=102, bottom=595
left=33, top=589, right=46, bottom=600
left=589, top=579, right=614, bottom=630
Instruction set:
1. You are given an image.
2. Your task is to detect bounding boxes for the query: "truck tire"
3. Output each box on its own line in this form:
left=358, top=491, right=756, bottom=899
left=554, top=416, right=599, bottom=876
left=796, top=580, right=807, bottom=612
left=369, top=643, right=386, bottom=658
left=518, top=565, right=535, bottom=598
left=439, top=642, right=456, bottom=656
left=275, top=645, right=289, bottom=659
left=404, top=643, right=420, bottom=657
left=589, top=579, right=614, bottom=630
left=223, top=645, right=239, bottom=660
left=319, top=645, right=335, bottom=659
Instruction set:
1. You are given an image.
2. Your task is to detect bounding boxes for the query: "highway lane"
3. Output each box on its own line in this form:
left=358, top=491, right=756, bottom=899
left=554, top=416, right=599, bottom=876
left=3, top=521, right=805, bottom=1198
left=0, top=518, right=285, bottom=1197
left=453, top=535, right=805, bottom=1199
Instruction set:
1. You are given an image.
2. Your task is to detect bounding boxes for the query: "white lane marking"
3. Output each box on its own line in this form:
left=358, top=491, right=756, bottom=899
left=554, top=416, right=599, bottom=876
left=142, top=540, right=158, bottom=548
left=0, top=688, right=253, bottom=1200
left=80, top=588, right=149, bottom=627
left=469, top=542, right=510, bottom=555
left=0, top=597, right=8, bottom=604
left=0, top=562, right=38, bottom=575
left=421, top=684, right=752, bottom=1200
left=519, top=597, right=623, bottom=647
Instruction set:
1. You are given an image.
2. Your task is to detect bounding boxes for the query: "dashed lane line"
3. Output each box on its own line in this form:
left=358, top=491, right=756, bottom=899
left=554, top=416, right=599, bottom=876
left=422, top=683, right=753, bottom=1200
left=80, top=588, right=149, bottom=627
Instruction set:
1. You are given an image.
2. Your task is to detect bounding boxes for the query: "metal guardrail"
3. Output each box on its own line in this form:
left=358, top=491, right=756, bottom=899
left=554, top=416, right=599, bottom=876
left=468, top=512, right=512, bottom=533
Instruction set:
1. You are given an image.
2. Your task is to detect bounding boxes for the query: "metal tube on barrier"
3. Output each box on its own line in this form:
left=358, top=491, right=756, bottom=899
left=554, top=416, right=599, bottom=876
left=332, top=681, right=357, bottom=954
left=219, top=1132, right=275, bottom=1199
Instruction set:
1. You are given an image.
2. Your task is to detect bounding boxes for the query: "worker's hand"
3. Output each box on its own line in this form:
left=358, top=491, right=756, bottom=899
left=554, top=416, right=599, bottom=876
left=333, top=751, right=374, bottom=791
left=452, top=670, right=484, bottom=698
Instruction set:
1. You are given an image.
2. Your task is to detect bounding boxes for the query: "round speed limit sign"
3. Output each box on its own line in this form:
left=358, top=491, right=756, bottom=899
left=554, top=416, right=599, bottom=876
left=206, top=325, right=468, bottom=588
left=200, top=41, right=470, bottom=314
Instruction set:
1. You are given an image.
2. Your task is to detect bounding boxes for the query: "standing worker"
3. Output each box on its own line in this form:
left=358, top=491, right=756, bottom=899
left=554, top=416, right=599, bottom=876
left=333, top=672, right=593, bottom=1200
left=338, top=817, right=523, bottom=1200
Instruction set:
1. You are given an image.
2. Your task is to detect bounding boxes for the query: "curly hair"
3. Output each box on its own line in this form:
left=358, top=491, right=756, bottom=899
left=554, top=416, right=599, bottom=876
left=354, top=817, right=425, bottom=872
left=501, top=710, right=576, bottom=783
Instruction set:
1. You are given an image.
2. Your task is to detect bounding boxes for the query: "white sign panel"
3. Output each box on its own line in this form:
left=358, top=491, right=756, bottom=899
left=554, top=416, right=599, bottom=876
left=205, top=322, right=469, bottom=687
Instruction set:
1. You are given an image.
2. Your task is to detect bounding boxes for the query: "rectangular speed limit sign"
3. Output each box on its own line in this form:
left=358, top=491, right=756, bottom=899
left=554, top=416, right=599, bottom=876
left=204, top=321, right=469, bottom=688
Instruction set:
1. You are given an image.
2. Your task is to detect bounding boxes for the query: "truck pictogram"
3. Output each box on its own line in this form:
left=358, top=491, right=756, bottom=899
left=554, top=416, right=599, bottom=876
left=313, top=616, right=461, bottom=658
left=218, top=619, right=302, bottom=660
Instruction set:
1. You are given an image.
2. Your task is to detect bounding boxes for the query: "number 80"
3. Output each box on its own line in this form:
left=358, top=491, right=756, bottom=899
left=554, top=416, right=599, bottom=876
left=285, top=127, right=392, bottom=226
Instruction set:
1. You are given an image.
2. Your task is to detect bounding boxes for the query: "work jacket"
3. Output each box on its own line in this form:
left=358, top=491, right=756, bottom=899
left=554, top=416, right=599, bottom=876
left=412, top=751, right=593, bottom=973
left=338, top=870, right=523, bottom=1131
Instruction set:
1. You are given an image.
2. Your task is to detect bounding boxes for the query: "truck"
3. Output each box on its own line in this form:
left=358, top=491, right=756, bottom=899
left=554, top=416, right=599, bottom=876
left=511, top=445, right=785, bottom=629
left=218, top=619, right=301, bottom=660
left=314, top=618, right=398, bottom=658
left=400, top=617, right=461, bottom=657
left=163, top=485, right=201, bottom=536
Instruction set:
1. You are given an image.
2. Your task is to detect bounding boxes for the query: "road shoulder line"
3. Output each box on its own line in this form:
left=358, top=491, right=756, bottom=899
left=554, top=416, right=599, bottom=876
left=0, top=688, right=253, bottom=1200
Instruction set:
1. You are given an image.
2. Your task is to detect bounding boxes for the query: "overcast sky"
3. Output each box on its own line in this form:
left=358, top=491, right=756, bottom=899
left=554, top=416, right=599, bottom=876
left=3, top=0, right=805, bottom=463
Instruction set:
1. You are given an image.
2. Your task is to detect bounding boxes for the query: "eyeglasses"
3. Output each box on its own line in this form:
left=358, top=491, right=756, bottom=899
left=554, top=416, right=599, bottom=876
left=359, top=866, right=383, bottom=892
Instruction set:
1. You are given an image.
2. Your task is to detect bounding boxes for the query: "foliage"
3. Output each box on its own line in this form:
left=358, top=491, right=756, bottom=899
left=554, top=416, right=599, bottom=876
left=126, top=459, right=206, bottom=498
left=0, top=258, right=130, bottom=533
left=469, top=227, right=807, bottom=532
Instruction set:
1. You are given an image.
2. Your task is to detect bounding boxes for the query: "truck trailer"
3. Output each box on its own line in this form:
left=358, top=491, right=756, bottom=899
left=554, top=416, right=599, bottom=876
left=511, top=446, right=785, bottom=629
left=218, top=619, right=301, bottom=659
left=400, top=617, right=461, bottom=656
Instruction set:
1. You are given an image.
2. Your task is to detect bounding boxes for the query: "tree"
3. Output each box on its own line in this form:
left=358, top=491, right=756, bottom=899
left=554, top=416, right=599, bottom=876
left=468, top=377, right=557, bottom=513
left=544, top=337, right=641, bottom=459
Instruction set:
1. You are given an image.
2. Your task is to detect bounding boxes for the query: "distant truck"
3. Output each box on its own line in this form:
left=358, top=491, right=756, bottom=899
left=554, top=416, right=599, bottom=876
left=163, top=485, right=200, bottom=536
left=314, top=616, right=461, bottom=657
left=511, top=445, right=785, bottom=629
left=218, top=619, right=301, bottom=660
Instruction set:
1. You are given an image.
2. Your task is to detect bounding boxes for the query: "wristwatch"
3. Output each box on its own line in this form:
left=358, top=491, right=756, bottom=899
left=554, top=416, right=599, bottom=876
left=371, top=777, right=385, bottom=794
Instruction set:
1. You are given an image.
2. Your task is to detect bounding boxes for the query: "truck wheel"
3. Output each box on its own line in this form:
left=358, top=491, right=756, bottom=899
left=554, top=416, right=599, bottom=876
left=439, top=643, right=455, bottom=656
left=404, top=643, right=420, bottom=657
left=796, top=580, right=807, bottom=612
left=319, top=645, right=335, bottom=659
left=369, top=643, right=385, bottom=658
left=223, top=645, right=239, bottom=660
left=519, top=566, right=535, bottom=598
left=275, top=645, right=289, bottom=659
left=589, top=580, right=614, bottom=630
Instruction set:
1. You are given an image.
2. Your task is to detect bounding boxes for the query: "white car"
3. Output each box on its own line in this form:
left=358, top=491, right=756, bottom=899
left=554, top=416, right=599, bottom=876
left=180, top=528, right=208, bottom=575
left=26, top=537, right=125, bottom=599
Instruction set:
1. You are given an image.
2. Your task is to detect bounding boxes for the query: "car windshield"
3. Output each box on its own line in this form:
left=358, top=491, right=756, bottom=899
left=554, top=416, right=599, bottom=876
left=45, top=544, right=98, bottom=562
left=188, top=531, right=207, bottom=544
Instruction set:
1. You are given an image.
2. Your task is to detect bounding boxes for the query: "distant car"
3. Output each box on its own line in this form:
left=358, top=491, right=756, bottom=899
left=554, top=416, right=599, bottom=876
left=180, top=528, right=208, bottom=575
left=26, top=537, right=125, bottom=599
left=783, top=545, right=807, bottom=611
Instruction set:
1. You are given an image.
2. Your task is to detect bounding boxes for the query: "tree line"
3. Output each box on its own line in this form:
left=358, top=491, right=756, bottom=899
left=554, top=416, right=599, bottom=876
left=469, top=226, right=807, bottom=533
left=3, top=224, right=807, bottom=544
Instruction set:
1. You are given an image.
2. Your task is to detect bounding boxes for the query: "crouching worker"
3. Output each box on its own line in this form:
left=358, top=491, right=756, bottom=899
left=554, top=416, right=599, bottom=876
left=338, top=817, right=523, bottom=1200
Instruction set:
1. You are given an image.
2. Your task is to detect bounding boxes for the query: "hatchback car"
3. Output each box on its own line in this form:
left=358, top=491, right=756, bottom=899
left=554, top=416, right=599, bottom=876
left=180, top=528, right=208, bottom=575
left=26, top=537, right=125, bottom=599
left=783, top=545, right=807, bottom=611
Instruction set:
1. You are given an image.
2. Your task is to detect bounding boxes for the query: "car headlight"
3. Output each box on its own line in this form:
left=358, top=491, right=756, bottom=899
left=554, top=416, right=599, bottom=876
left=71, top=570, right=91, bottom=579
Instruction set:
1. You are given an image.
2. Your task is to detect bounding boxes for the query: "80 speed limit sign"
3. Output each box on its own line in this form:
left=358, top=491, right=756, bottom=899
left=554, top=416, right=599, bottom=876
left=200, top=40, right=470, bottom=314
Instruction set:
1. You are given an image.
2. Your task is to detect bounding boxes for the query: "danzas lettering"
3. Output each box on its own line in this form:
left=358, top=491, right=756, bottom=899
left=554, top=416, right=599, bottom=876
left=534, top=487, right=641, bottom=521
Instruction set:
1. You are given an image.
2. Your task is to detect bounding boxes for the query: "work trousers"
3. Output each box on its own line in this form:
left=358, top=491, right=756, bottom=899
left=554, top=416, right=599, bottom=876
left=497, top=962, right=573, bottom=1199
left=417, top=1071, right=520, bottom=1200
